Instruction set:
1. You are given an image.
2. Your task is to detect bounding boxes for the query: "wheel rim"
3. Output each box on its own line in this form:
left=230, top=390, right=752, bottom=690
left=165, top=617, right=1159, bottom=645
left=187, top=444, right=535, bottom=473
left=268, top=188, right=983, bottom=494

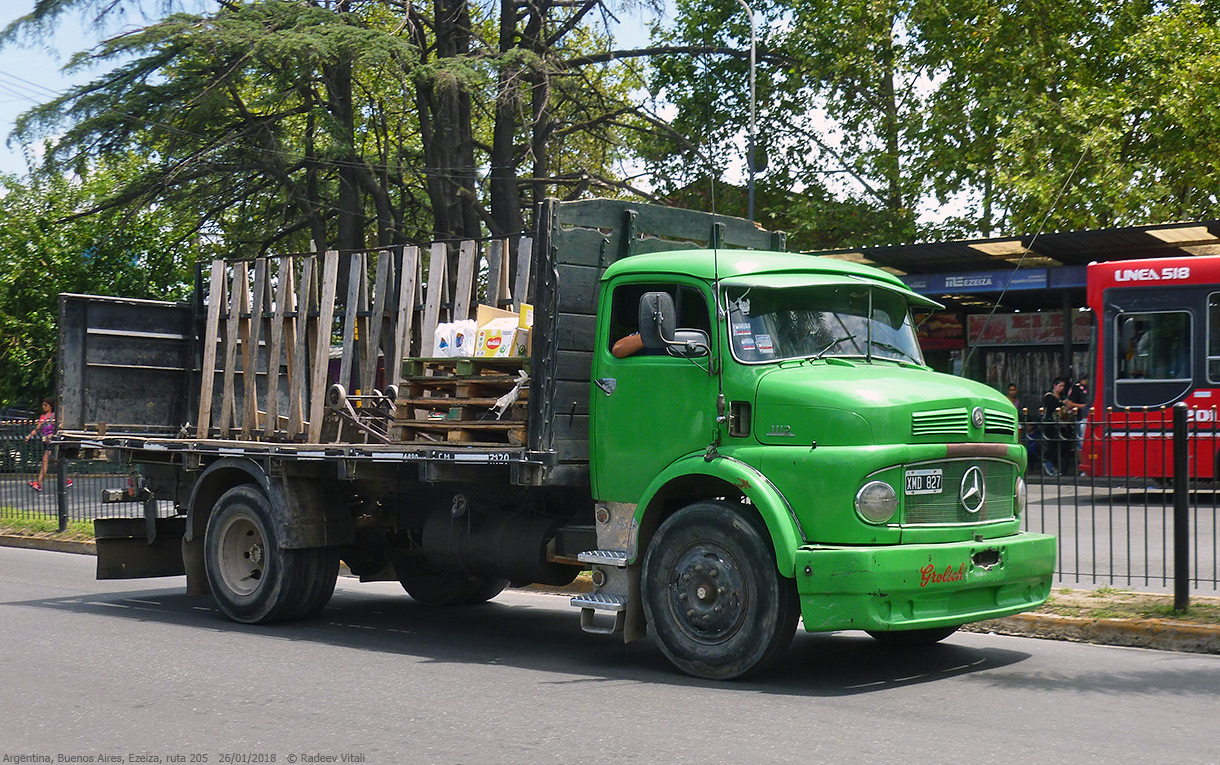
left=665, top=542, right=748, bottom=643
left=216, top=513, right=266, bottom=597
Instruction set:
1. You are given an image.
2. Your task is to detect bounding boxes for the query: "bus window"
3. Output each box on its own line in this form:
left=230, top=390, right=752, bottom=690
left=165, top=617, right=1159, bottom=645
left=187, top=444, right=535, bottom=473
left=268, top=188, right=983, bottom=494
left=1209, top=294, right=1220, bottom=382
left=1116, top=312, right=1191, bottom=381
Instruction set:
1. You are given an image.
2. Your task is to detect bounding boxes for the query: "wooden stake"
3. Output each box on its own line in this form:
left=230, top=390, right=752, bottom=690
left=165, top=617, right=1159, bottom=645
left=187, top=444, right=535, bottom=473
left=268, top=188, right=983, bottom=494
left=196, top=260, right=225, bottom=439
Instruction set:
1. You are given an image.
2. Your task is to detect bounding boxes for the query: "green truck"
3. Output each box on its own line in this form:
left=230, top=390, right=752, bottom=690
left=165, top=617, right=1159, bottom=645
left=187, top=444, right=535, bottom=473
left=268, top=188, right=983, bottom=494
left=57, top=198, right=1055, bottom=680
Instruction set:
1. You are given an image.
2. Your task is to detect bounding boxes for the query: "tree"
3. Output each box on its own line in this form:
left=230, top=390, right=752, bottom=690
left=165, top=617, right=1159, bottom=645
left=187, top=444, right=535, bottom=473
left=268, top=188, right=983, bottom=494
left=2, top=0, right=657, bottom=255
left=647, top=0, right=1220, bottom=245
left=990, top=1, right=1220, bottom=230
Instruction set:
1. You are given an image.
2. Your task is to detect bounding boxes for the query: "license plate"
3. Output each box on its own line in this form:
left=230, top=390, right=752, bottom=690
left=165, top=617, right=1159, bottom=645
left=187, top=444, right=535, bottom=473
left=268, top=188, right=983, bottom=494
left=905, top=468, right=943, bottom=495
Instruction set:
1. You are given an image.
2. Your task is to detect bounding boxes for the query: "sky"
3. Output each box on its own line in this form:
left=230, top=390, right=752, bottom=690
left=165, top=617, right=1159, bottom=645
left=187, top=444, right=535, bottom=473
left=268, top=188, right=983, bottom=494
left=0, top=2, right=97, bottom=175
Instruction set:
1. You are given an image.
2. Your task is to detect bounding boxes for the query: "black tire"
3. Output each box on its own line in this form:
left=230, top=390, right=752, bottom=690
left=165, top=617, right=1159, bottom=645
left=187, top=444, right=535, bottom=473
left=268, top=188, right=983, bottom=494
left=642, top=501, right=800, bottom=680
left=287, top=545, right=340, bottom=620
left=394, top=553, right=507, bottom=606
left=462, top=577, right=510, bottom=604
left=866, top=626, right=959, bottom=646
left=204, top=484, right=320, bottom=623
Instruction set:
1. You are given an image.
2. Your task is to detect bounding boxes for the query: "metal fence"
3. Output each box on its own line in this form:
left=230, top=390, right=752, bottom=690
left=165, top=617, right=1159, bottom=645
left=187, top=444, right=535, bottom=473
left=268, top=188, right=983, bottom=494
left=1023, top=403, right=1218, bottom=595
left=3, top=404, right=1219, bottom=595
left=0, top=420, right=139, bottom=526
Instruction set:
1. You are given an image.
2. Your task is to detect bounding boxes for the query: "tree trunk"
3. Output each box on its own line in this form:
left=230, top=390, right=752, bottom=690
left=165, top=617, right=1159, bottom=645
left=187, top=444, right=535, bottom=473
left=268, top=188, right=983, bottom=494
left=524, top=0, right=551, bottom=213
left=422, top=0, right=481, bottom=242
left=490, top=0, right=525, bottom=237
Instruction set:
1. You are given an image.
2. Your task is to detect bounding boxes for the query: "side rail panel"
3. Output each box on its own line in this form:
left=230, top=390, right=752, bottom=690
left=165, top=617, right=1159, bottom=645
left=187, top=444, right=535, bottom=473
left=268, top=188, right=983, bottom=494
left=58, top=293, right=194, bottom=434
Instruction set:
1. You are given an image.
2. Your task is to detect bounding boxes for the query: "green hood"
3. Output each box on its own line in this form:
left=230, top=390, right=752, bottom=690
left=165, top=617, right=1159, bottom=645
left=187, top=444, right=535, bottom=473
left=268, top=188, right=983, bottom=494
left=753, top=361, right=1016, bottom=447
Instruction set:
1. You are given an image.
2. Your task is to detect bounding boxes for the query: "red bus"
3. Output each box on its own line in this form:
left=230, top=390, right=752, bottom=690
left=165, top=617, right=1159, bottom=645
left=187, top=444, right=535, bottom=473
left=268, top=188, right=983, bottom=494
left=1084, top=254, right=1220, bottom=478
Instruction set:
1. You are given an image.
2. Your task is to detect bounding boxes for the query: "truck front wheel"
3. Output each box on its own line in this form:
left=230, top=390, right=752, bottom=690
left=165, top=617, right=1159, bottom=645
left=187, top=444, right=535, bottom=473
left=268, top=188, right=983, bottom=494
left=204, top=484, right=338, bottom=623
left=642, top=501, right=799, bottom=680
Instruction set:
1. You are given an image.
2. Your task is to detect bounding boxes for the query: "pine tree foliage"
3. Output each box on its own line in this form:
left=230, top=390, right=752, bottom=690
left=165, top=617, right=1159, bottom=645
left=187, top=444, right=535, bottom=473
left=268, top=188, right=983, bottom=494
left=2, top=0, right=655, bottom=253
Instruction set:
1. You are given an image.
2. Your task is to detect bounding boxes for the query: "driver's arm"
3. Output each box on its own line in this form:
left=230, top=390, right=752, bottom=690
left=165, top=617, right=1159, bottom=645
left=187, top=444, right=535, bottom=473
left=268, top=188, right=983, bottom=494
left=611, top=332, right=644, bottom=359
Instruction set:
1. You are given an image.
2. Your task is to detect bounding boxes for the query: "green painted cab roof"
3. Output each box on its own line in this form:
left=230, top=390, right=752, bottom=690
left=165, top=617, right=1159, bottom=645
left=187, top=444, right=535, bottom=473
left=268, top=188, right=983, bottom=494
left=600, top=249, right=910, bottom=290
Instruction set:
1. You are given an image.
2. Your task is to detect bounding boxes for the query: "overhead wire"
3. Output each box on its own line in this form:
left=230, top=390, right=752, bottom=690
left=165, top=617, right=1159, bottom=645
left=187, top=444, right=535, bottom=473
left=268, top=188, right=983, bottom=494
left=960, top=132, right=1100, bottom=374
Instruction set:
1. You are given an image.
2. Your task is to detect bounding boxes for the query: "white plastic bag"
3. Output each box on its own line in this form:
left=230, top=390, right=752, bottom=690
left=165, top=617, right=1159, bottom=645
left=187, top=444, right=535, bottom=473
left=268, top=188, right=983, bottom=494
left=432, top=323, right=456, bottom=357
left=450, top=319, right=477, bottom=357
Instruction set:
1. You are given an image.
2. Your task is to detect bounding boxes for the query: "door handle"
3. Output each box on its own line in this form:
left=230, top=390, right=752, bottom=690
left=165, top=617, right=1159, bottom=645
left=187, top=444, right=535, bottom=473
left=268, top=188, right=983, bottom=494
left=594, top=378, right=617, bottom=396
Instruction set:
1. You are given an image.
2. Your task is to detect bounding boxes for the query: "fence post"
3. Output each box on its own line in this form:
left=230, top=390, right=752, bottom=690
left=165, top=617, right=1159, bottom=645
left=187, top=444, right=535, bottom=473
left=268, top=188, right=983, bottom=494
left=1173, top=402, right=1189, bottom=612
left=55, top=450, right=68, bottom=533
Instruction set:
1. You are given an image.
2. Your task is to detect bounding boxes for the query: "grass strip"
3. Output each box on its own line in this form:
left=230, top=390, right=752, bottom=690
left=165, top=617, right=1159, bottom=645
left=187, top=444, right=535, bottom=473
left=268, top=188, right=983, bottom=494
left=0, top=515, right=95, bottom=542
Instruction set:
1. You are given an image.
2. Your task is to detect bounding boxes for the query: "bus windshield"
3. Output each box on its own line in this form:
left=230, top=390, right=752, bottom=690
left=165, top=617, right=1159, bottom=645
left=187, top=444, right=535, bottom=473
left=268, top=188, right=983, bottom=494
left=723, top=283, right=924, bottom=365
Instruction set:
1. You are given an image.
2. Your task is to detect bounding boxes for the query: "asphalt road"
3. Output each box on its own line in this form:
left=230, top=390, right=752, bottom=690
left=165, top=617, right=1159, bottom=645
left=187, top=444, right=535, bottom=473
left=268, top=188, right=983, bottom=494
left=2, top=546, right=1219, bottom=764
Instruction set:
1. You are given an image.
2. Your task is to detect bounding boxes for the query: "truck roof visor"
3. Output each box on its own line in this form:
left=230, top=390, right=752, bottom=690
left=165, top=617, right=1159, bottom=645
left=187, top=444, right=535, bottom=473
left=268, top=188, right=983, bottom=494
left=720, top=273, right=943, bottom=311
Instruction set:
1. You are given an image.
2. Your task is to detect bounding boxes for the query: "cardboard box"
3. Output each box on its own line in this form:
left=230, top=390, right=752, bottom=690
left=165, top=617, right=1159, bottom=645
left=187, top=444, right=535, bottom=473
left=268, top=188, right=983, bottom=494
left=474, top=304, right=530, bottom=357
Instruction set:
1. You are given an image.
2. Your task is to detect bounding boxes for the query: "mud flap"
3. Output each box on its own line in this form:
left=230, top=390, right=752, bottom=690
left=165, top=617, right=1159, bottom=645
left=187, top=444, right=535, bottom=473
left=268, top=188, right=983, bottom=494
left=94, top=517, right=188, bottom=579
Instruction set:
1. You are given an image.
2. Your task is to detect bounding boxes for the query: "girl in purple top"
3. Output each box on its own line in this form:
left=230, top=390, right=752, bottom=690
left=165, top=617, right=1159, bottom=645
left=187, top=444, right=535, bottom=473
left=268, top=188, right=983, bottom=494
left=25, top=398, right=57, bottom=492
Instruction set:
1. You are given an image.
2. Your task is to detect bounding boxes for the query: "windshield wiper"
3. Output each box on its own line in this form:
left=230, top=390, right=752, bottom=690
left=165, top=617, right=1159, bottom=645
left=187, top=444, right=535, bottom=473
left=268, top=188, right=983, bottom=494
left=812, top=334, right=857, bottom=360
left=869, top=340, right=921, bottom=364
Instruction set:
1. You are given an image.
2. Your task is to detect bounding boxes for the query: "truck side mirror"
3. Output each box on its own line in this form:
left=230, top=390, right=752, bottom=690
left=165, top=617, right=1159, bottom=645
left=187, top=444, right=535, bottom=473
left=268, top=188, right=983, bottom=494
left=669, top=329, right=710, bottom=358
left=638, top=292, right=676, bottom=350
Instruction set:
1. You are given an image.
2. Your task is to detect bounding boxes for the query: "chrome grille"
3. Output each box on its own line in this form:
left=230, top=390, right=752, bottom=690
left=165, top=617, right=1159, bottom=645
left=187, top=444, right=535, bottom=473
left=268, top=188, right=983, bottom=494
left=983, top=408, right=1017, bottom=437
left=902, top=459, right=1016, bottom=525
left=911, top=407, right=970, bottom=437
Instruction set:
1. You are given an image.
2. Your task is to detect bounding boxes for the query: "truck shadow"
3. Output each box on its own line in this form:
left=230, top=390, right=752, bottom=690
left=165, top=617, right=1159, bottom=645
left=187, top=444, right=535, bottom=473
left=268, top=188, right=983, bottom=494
left=8, top=582, right=1033, bottom=697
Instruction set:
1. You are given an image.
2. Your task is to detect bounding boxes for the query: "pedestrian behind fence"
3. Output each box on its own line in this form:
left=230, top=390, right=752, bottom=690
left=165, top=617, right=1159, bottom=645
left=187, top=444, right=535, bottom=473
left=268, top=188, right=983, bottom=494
left=24, top=397, right=71, bottom=493
left=1040, top=378, right=1071, bottom=477
left=1007, top=382, right=1039, bottom=463
left=1067, top=373, right=1090, bottom=454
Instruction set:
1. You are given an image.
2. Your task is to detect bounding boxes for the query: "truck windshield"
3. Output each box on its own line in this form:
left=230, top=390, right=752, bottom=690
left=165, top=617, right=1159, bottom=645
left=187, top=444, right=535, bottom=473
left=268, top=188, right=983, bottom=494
left=723, top=283, right=925, bottom=365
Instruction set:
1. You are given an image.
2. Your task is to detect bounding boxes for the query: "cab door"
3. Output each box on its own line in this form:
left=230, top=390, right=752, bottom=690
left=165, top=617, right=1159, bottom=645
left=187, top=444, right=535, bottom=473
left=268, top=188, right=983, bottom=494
left=590, top=279, right=718, bottom=503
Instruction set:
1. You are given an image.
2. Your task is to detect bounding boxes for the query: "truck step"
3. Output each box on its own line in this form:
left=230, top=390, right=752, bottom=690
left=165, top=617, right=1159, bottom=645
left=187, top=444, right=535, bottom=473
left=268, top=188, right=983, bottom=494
left=570, top=593, right=626, bottom=611
left=571, top=593, right=627, bottom=636
left=577, top=550, right=629, bottom=567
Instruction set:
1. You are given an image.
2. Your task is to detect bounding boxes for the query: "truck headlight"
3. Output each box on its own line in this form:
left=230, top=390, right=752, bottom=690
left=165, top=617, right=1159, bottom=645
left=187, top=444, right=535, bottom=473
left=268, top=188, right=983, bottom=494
left=1015, top=476, right=1026, bottom=517
left=855, top=481, right=897, bottom=524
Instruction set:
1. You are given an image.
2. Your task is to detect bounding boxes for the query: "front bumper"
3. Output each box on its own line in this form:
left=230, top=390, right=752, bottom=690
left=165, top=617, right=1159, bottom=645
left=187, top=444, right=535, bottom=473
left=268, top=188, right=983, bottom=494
left=795, top=532, right=1056, bottom=633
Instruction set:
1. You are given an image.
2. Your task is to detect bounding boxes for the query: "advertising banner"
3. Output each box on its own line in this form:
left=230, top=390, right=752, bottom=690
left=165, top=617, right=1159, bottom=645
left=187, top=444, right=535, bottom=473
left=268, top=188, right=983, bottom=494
left=967, top=311, right=1091, bottom=346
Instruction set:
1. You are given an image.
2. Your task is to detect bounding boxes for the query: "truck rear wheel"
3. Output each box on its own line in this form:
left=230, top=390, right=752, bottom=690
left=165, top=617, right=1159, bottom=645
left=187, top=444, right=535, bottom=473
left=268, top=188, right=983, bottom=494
left=204, top=484, right=336, bottom=623
left=642, top=501, right=799, bottom=680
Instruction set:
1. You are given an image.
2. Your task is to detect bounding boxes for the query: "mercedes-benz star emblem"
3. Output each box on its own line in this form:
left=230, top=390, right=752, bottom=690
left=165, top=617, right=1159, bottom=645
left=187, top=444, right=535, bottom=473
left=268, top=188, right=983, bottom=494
left=971, top=407, right=985, bottom=429
left=960, top=466, right=985, bottom=514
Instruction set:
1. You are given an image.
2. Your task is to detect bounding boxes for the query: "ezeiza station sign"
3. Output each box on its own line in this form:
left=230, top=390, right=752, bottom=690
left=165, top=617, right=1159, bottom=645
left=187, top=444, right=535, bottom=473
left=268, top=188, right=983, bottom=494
left=902, top=265, right=1091, bottom=296
left=902, top=268, right=1053, bottom=294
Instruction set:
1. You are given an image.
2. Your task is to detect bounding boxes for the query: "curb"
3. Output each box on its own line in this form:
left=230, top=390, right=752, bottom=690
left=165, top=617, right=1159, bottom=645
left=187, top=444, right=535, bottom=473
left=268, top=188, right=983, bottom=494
left=962, top=612, right=1220, bottom=655
left=5, top=535, right=1218, bottom=655
left=0, top=534, right=96, bottom=556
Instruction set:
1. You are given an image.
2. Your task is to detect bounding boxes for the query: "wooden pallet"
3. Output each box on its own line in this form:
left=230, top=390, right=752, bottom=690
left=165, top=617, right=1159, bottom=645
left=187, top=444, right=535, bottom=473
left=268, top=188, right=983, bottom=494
left=401, top=356, right=530, bottom=378
left=400, top=376, right=529, bottom=397
left=391, top=355, right=531, bottom=445
left=389, top=419, right=528, bottom=445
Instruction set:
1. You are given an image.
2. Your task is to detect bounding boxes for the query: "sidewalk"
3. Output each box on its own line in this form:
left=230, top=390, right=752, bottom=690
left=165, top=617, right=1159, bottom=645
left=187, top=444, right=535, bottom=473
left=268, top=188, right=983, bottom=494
left=5, top=533, right=1219, bottom=656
